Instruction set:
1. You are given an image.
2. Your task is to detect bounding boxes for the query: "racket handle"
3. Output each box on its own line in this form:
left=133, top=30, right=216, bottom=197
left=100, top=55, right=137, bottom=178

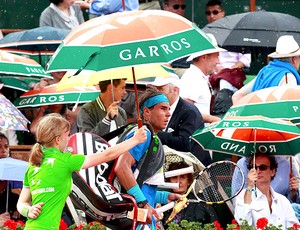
left=156, top=202, right=175, bottom=213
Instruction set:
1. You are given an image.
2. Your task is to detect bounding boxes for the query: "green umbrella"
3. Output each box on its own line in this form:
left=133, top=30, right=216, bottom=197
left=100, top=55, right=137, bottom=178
left=46, top=10, right=213, bottom=72
left=191, top=116, right=300, bottom=157
left=225, top=85, right=300, bottom=124
left=14, top=84, right=100, bottom=108
left=0, top=50, right=52, bottom=78
left=0, top=77, right=39, bottom=92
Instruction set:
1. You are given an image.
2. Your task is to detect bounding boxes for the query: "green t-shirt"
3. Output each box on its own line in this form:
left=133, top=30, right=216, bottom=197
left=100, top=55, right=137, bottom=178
left=24, top=147, right=85, bottom=230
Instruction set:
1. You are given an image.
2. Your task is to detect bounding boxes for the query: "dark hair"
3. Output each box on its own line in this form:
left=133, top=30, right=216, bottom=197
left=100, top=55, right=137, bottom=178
left=206, top=0, right=224, bottom=10
left=246, top=151, right=278, bottom=180
left=0, top=133, right=8, bottom=144
left=139, top=86, right=161, bottom=111
left=166, top=161, right=193, bottom=183
left=49, top=0, right=63, bottom=5
left=99, top=79, right=126, bottom=93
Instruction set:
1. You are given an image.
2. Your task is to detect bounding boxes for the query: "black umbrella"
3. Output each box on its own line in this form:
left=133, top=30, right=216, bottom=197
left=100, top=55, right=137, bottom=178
left=202, top=11, right=300, bottom=53
left=0, top=26, right=70, bottom=55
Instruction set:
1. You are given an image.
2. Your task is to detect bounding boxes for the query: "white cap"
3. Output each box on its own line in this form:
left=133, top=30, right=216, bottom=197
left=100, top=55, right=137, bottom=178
left=187, top=33, right=226, bottom=61
left=147, top=73, right=180, bottom=88
left=268, top=35, right=300, bottom=58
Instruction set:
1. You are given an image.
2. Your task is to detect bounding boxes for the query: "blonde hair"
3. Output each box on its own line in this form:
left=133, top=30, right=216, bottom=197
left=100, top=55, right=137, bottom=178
left=29, top=113, right=70, bottom=166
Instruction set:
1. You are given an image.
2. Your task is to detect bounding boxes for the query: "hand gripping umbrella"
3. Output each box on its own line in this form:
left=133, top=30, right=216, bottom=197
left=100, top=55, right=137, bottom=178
left=46, top=10, right=214, bottom=127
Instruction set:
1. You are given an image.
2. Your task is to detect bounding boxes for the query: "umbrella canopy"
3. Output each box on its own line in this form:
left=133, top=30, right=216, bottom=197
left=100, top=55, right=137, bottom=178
left=14, top=84, right=100, bottom=108
left=0, top=26, right=70, bottom=55
left=46, top=10, right=214, bottom=126
left=0, top=157, right=28, bottom=181
left=0, top=77, right=39, bottom=92
left=56, top=63, right=174, bottom=90
left=191, top=116, right=300, bottom=157
left=0, top=93, right=29, bottom=131
left=202, top=11, right=300, bottom=52
left=0, top=50, right=52, bottom=78
left=225, top=85, right=300, bottom=125
left=46, top=10, right=214, bottom=72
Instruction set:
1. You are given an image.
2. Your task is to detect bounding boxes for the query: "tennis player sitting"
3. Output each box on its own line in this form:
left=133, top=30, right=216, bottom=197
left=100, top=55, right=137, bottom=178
left=234, top=151, right=299, bottom=229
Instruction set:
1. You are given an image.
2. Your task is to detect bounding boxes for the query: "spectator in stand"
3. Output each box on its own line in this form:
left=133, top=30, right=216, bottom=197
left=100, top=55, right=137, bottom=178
left=75, top=0, right=139, bottom=19
left=234, top=151, right=299, bottom=229
left=232, top=35, right=300, bottom=104
left=40, top=0, right=84, bottom=30
left=180, top=33, right=223, bottom=124
left=162, top=161, right=218, bottom=227
left=77, top=79, right=127, bottom=145
left=205, top=0, right=251, bottom=116
left=0, top=133, right=24, bottom=224
left=162, top=0, right=190, bottom=77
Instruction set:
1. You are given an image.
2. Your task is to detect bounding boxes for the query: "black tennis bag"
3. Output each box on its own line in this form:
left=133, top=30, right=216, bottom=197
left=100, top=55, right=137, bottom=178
left=67, top=131, right=134, bottom=229
left=66, top=124, right=164, bottom=229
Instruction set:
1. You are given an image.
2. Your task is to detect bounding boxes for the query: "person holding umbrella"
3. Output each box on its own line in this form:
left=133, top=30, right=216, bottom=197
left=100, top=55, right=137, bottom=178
left=234, top=151, right=299, bottom=229
left=77, top=79, right=127, bottom=144
left=0, top=133, right=24, bottom=225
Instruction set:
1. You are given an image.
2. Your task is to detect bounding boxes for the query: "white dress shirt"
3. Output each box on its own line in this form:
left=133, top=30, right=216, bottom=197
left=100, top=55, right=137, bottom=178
left=234, top=187, right=299, bottom=229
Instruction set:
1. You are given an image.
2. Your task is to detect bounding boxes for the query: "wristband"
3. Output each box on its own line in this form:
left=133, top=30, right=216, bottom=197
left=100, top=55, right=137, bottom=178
left=127, top=184, right=146, bottom=203
left=155, top=191, right=170, bottom=205
left=21, top=206, right=31, bottom=218
left=245, top=187, right=253, bottom=192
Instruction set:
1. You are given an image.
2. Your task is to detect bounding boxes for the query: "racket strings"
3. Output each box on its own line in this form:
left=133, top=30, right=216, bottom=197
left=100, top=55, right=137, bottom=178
left=194, top=162, right=240, bottom=203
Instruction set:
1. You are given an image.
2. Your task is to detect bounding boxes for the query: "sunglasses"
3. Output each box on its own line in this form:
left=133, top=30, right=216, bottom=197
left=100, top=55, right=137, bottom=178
left=205, top=10, right=222, bottom=16
left=249, top=164, right=270, bottom=171
left=173, top=4, right=186, bottom=10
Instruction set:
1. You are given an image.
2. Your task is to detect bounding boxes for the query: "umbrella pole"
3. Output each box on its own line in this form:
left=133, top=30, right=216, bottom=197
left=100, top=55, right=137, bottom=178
left=122, top=0, right=125, bottom=11
left=131, top=67, right=142, bottom=128
left=6, top=182, right=9, bottom=212
left=253, top=128, right=257, bottom=197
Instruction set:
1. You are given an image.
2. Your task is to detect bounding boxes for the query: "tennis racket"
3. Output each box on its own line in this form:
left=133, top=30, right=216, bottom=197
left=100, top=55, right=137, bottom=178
left=156, top=160, right=244, bottom=217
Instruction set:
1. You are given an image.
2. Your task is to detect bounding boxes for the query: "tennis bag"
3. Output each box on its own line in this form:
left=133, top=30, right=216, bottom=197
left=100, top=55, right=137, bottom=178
left=67, top=124, right=164, bottom=229
left=67, top=132, right=135, bottom=229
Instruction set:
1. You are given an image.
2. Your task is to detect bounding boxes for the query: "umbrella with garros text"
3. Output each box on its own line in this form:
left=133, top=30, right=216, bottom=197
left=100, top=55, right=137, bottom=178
left=14, top=84, right=100, bottom=109
left=0, top=93, right=29, bottom=131
left=46, top=10, right=214, bottom=73
left=0, top=50, right=52, bottom=79
left=191, top=116, right=300, bottom=157
left=224, top=85, right=300, bottom=124
left=46, top=10, right=214, bottom=126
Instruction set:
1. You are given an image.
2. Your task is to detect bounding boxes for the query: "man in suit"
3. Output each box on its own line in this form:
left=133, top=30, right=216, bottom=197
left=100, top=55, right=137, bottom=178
left=148, top=74, right=212, bottom=165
